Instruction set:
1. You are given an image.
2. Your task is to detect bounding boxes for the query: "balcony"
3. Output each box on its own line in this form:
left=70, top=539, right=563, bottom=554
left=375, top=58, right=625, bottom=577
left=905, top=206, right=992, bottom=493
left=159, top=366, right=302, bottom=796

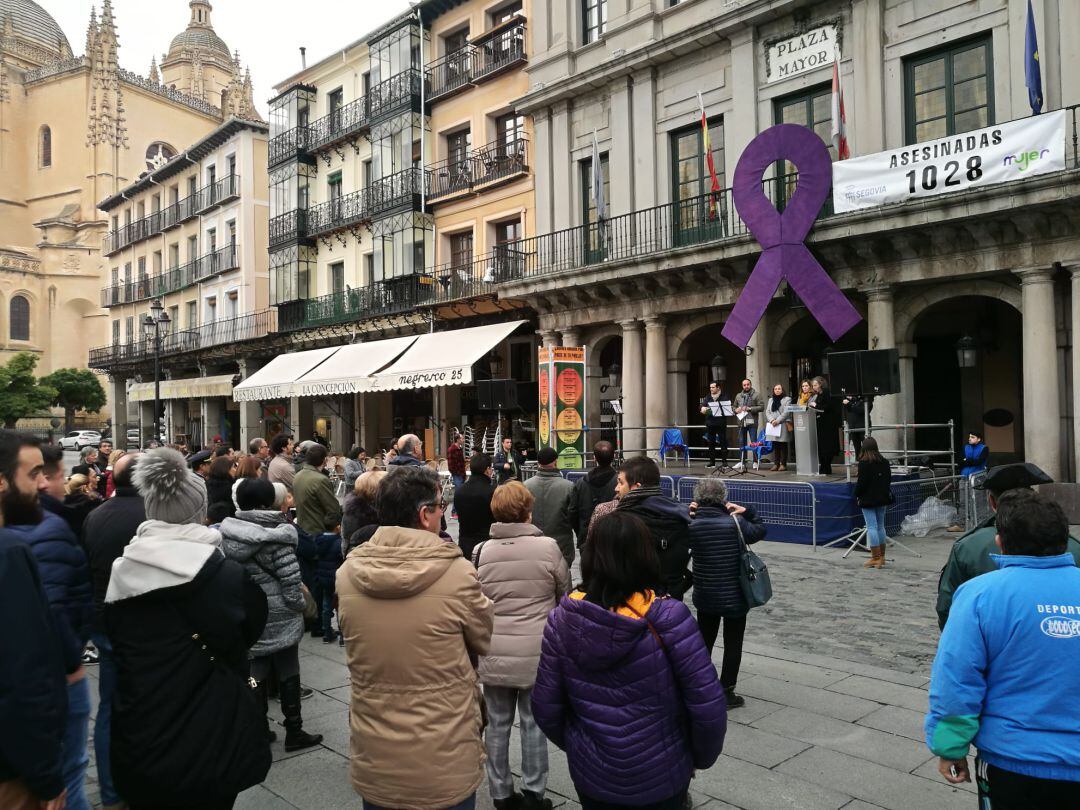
left=307, top=96, right=370, bottom=154
left=99, top=246, right=235, bottom=308
left=194, top=243, right=239, bottom=281
left=367, top=68, right=423, bottom=125
left=367, top=166, right=426, bottom=217
left=102, top=176, right=241, bottom=256
left=427, top=45, right=476, bottom=102
left=430, top=251, right=503, bottom=304
left=428, top=136, right=528, bottom=202
left=277, top=275, right=434, bottom=332
left=268, top=125, right=310, bottom=169
left=269, top=210, right=310, bottom=249
left=88, top=308, right=278, bottom=370
left=307, top=189, right=367, bottom=240
left=472, top=23, right=526, bottom=82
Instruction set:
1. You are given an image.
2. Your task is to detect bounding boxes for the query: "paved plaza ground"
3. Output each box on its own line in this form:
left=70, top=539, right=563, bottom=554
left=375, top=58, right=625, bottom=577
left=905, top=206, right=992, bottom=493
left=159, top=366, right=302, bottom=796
left=82, top=520, right=987, bottom=810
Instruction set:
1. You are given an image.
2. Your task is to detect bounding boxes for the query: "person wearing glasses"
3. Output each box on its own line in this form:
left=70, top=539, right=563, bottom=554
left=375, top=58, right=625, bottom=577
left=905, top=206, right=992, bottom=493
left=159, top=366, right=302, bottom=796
left=337, top=466, right=494, bottom=810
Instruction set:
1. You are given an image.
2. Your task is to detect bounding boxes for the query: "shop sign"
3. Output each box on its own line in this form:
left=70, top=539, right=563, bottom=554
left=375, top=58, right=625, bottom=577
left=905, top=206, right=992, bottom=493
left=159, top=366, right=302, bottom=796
left=832, top=110, right=1067, bottom=213
left=766, top=24, right=836, bottom=83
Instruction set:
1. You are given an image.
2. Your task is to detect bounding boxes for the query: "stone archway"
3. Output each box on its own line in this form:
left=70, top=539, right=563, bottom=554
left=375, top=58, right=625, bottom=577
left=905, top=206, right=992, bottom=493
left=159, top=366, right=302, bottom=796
left=895, top=279, right=1021, bottom=346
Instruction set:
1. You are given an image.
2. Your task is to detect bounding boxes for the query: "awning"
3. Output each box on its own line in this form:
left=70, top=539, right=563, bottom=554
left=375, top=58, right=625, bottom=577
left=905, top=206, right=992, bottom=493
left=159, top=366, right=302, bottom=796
left=290, top=335, right=417, bottom=397
left=232, top=346, right=339, bottom=402
left=370, top=320, right=527, bottom=391
left=128, top=374, right=236, bottom=402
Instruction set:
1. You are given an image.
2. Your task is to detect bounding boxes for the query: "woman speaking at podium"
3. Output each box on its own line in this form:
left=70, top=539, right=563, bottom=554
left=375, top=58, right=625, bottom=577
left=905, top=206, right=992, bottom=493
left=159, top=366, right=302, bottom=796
left=809, top=377, right=841, bottom=475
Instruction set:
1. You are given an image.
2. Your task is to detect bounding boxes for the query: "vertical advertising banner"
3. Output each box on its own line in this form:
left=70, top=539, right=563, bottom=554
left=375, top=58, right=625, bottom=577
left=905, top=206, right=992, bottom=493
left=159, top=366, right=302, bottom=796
left=537, top=346, right=587, bottom=469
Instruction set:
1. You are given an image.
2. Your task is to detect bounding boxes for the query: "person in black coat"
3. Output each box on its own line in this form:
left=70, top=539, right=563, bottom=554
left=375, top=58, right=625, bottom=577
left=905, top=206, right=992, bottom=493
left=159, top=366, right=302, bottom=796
left=842, top=395, right=874, bottom=459
left=81, top=451, right=145, bottom=809
left=810, top=376, right=841, bottom=475
left=853, top=437, right=893, bottom=569
left=455, top=453, right=496, bottom=562
left=567, top=440, right=618, bottom=545
left=341, top=470, right=384, bottom=555
left=206, top=456, right=237, bottom=519
left=105, top=448, right=270, bottom=810
left=687, top=477, right=767, bottom=708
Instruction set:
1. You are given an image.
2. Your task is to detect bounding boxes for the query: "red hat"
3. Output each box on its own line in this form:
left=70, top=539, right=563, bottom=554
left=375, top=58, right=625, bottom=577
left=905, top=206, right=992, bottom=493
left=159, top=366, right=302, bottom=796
left=213, top=435, right=223, bottom=443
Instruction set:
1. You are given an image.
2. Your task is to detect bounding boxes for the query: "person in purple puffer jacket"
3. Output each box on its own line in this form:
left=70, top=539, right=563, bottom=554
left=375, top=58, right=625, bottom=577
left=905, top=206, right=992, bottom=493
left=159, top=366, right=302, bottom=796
left=531, top=511, right=727, bottom=809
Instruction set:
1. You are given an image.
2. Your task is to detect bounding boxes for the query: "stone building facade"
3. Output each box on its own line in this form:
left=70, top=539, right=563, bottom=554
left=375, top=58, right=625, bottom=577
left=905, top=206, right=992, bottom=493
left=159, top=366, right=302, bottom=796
left=497, top=0, right=1080, bottom=481
left=0, top=0, right=259, bottom=417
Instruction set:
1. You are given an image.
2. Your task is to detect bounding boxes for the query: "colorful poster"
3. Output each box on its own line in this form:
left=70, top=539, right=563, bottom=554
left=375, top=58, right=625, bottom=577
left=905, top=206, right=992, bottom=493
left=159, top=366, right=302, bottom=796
left=538, top=346, right=587, bottom=469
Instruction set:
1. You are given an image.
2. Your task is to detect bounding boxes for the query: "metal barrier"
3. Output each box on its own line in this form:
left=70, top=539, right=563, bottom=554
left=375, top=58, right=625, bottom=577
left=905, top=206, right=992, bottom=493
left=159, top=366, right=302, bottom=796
left=964, top=470, right=991, bottom=529
left=675, top=476, right=818, bottom=547
left=885, top=472, right=966, bottom=536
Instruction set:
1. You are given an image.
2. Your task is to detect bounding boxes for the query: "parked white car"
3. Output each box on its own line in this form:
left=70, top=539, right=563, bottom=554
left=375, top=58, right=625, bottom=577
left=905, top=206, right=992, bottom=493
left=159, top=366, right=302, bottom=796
left=59, top=430, right=102, bottom=451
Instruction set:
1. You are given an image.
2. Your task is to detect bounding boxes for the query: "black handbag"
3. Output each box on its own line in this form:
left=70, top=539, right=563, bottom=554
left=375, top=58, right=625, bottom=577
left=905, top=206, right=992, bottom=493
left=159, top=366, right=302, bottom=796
left=733, top=515, right=772, bottom=608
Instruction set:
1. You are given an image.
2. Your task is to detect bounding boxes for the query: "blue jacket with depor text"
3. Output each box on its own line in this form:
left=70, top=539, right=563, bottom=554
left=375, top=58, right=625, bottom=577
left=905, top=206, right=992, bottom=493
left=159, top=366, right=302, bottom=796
left=925, top=553, right=1080, bottom=782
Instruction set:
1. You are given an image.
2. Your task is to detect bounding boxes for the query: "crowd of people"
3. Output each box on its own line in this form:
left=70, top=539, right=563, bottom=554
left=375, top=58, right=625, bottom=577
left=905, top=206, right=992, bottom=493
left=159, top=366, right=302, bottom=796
left=0, top=425, right=1077, bottom=809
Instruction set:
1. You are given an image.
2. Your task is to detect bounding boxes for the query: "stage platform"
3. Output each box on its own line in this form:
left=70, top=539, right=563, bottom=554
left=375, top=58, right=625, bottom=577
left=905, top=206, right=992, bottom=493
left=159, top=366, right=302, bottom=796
left=549, top=464, right=942, bottom=548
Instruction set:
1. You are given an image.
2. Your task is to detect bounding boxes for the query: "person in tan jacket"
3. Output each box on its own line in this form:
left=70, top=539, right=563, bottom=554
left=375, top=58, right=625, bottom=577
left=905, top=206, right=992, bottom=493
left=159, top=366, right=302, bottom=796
left=337, top=466, right=494, bottom=810
left=474, top=481, right=571, bottom=810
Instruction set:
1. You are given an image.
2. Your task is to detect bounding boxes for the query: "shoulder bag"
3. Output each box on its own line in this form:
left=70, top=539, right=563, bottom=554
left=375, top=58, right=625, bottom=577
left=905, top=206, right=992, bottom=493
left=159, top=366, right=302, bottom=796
left=733, top=515, right=772, bottom=608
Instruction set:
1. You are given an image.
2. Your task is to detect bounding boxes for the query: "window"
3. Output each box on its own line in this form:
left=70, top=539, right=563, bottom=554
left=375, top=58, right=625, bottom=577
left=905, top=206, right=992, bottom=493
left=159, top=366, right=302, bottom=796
left=187, top=176, right=197, bottom=197
left=444, top=28, right=469, bottom=55
left=153, top=251, right=162, bottom=274
left=169, top=185, right=179, bottom=206
left=151, top=193, right=161, bottom=213
left=38, top=126, right=51, bottom=168
left=136, top=201, right=145, bottom=219
left=123, top=262, right=132, bottom=283
left=449, top=231, right=474, bottom=269
left=494, top=218, right=521, bottom=246
left=168, top=243, right=180, bottom=269
left=9, top=296, right=29, bottom=341
left=111, top=267, right=119, bottom=286
left=125, top=315, right=134, bottom=342
left=582, top=0, right=607, bottom=44
left=580, top=153, right=609, bottom=261
left=226, top=154, right=236, bottom=176
left=207, top=228, right=217, bottom=252
left=491, top=1, right=523, bottom=26
left=773, top=85, right=833, bottom=207
left=226, top=290, right=238, bottom=319
left=328, top=88, right=344, bottom=116
left=495, top=113, right=525, bottom=154
left=670, top=118, right=726, bottom=243
left=328, top=171, right=343, bottom=200
left=364, top=253, right=374, bottom=284
left=330, top=262, right=345, bottom=295
left=227, top=220, right=236, bottom=244
left=447, top=128, right=471, bottom=163
left=169, top=305, right=179, bottom=326
left=137, top=257, right=147, bottom=280
left=188, top=235, right=199, bottom=261
left=206, top=165, right=217, bottom=187
left=186, top=301, right=197, bottom=328
left=362, top=159, right=373, bottom=189
left=111, top=320, right=120, bottom=346
left=905, top=36, right=993, bottom=144
left=445, top=129, right=472, bottom=191
left=205, top=296, right=217, bottom=323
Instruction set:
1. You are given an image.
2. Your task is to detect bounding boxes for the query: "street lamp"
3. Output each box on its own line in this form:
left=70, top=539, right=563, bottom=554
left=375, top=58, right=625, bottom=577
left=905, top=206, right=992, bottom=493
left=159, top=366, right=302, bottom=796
left=955, top=335, right=977, bottom=368
left=142, top=298, right=171, bottom=445
left=607, top=363, right=621, bottom=388
left=710, top=354, right=727, bottom=384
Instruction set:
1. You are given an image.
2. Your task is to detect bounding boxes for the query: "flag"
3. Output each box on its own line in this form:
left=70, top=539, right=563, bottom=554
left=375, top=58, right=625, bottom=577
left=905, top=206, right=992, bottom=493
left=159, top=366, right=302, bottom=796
left=699, top=92, right=722, bottom=220
left=1025, top=0, right=1043, bottom=114
left=830, top=42, right=849, bottom=160
left=591, top=130, right=606, bottom=223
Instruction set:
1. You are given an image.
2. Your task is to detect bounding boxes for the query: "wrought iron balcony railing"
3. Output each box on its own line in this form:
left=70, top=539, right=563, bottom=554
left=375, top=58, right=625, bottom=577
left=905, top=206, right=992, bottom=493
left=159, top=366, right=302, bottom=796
left=268, top=125, right=311, bottom=168
left=194, top=243, right=239, bottom=281
left=430, top=251, right=503, bottom=304
left=269, top=209, right=309, bottom=249
left=367, top=68, right=423, bottom=124
left=308, top=96, right=370, bottom=152
left=428, top=136, right=528, bottom=201
left=427, top=45, right=476, bottom=101
left=88, top=308, right=278, bottom=369
left=277, top=275, right=434, bottom=332
left=473, top=23, right=527, bottom=81
left=367, top=166, right=426, bottom=217
left=100, top=244, right=237, bottom=308
left=103, top=176, right=242, bottom=255
left=307, top=189, right=367, bottom=240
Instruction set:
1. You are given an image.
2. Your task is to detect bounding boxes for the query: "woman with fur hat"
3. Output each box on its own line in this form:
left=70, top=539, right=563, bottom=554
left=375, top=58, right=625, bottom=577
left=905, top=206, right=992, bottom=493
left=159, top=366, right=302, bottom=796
left=220, top=478, right=323, bottom=752
left=104, top=448, right=271, bottom=810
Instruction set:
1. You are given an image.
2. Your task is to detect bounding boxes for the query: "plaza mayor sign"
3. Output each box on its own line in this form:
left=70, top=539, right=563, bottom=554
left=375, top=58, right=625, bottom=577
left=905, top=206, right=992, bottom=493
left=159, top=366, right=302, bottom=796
left=766, top=24, right=837, bottom=83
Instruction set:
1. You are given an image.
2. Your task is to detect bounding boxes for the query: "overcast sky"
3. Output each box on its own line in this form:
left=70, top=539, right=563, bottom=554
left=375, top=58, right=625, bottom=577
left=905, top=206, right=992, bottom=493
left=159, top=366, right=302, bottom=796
left=47, top=1, right=414, bottom=115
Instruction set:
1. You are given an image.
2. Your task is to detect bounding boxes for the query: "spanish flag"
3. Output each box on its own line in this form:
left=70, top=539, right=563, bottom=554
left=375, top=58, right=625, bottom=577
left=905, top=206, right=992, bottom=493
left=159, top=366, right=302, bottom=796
left=699, top=92, right=721, bottom=220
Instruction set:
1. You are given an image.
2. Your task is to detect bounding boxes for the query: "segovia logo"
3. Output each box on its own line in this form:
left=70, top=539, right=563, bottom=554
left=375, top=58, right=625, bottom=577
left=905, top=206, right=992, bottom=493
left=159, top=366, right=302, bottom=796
left=1040, top=616, right=1080, bottom=638
left=1002, top=148, right=1051, bottom=172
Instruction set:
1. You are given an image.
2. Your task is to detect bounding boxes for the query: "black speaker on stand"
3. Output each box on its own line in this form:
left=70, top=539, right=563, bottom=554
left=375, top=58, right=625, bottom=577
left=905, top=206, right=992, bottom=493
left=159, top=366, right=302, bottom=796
left=476, top=379, right=519, bottom=410
left=825, top=349, right=900, bottom=396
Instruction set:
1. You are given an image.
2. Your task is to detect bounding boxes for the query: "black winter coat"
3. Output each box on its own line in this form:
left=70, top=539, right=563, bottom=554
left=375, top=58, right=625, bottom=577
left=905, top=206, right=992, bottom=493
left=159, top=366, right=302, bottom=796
left=206, top=475, right=237, bottom=518
left=105, top=554, right=270, bottom=806
left=854, top=458, right=893, bottom=507
left=456, top=474, right=495, bottom=561
left=617, top=489, right=692, bottom=600
left=314, top=532, right=344, bottom=591
left=80, top=485, right=146, bottom=634
left=687, top=505, right=767, bottom=617
left=813, top=390, right=842, bottom=457
left=0, top=532, right=67, bottom=801
left=9, top=512, right=93, bottom=674
left=567, top=466, right=617, bottom=544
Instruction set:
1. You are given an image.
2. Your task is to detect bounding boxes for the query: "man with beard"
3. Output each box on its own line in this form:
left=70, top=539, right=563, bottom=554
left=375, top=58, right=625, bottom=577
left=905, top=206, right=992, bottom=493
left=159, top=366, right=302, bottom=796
left=3, top=431, right=93, bottom=810
left=0, top=431, right=68, bottom=810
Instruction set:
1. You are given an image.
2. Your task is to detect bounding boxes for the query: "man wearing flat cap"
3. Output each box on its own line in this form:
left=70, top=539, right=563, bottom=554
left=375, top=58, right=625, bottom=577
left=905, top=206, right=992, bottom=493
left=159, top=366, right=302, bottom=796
left=936, top=462, right=1080, bottom=628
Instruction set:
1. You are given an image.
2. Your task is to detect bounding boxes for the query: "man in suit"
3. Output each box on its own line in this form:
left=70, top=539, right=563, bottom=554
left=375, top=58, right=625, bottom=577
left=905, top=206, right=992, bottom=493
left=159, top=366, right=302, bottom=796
left=455, top=454, right=495, bottom=562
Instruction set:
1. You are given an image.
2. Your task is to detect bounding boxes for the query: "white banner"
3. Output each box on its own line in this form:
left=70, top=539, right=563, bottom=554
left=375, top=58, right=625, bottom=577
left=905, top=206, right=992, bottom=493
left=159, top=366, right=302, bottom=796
left=831, top=110, right=1066, bottom=213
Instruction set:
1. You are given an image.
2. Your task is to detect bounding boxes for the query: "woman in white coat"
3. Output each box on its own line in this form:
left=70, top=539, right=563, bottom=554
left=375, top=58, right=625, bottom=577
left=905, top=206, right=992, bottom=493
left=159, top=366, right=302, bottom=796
left=765, top=383, right=793, bottom=471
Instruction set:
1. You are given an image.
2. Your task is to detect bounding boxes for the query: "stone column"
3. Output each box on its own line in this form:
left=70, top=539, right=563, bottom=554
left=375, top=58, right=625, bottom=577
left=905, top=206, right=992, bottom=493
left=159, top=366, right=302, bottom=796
left=238, top=358, right=263, bottom=449
left=202, top=397, right=224, bottom=447
left=561, top=327, right=581, bottom=347
left=896, top=342, right=917, bottom=462
left=1017, top=267, right=1061, bottom=480
left=551, top=101, right=573, bottom=231
left=851, top=0, right=886, bottom=153
left=1072, top=268, right=1080, bottom=480
left=609, top=77, right=634, bottom=214
left=110, top=377, right=128, bottom=444
left=644, top=316, right=668, bottom=458
left=631, top=68, right=658, bottom=210
left=538, top=329, right=558, bottom=350
left=668, top=357, right=689, bottom=441
left=533, top=109, right=554, bottom=235
left=619, top=319, right=644, bottom=456
left=866, top=285, right=899, bottom=450
left=746, top=317, right=769, bottom=435
left=725, top=28, right=758, bottom=162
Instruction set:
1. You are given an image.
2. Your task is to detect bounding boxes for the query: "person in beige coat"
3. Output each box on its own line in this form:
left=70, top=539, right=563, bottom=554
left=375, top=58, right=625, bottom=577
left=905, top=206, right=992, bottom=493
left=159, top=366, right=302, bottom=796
left=337, top=466, right=494, bottom=810
left=474, top=481, right=571, bottom=810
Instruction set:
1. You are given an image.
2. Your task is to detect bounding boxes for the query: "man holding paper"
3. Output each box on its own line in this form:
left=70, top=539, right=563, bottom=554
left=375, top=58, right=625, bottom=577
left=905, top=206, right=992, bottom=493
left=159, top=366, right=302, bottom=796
left=700, top=381, right=731, bottom=469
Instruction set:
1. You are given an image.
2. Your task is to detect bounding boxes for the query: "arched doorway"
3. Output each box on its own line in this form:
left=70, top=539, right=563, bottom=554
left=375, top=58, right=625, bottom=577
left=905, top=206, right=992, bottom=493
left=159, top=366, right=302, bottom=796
left=677, top=320, right=748, bottom=434
left=775, top=313, right=867, bottom=395
left=593, top=334, right=622, bottom=445
left=910, top=296, right=1022, bottom=464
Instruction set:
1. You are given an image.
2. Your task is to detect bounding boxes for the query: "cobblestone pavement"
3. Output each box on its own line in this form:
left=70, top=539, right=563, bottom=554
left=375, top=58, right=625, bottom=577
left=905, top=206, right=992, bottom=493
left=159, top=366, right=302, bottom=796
left=83, top=525, right=988, bottom=810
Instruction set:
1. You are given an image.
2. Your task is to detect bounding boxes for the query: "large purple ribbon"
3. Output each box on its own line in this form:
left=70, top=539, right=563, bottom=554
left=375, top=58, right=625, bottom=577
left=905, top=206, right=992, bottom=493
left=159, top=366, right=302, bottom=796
left=722, top=124, right=861, bottom=349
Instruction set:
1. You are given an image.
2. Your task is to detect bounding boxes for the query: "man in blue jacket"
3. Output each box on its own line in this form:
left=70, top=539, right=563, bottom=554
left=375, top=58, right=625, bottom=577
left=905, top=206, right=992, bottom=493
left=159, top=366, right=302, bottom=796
left=925, top=488, right=1080, bottom=807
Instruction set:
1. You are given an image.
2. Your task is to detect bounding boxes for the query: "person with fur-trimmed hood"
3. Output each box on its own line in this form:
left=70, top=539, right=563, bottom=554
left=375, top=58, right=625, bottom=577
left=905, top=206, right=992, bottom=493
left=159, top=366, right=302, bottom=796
left=104, top=448, right=270, bottom=810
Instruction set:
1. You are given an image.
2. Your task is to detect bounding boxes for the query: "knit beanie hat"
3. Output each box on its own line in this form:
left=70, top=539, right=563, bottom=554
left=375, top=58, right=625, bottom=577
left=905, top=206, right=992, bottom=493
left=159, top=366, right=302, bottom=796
left=133, top=447, right=208, bottom=525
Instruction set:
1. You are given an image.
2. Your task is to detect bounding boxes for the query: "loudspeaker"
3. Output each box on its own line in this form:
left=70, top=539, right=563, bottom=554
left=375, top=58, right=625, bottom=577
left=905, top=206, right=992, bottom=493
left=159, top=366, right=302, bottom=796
left=826, top=349, right=901, bottom=396
left=859, top=348, right=901, bottom=395
left=827, top=351, right=862, bottom=396
left=477, top=379, right=518, bottom=410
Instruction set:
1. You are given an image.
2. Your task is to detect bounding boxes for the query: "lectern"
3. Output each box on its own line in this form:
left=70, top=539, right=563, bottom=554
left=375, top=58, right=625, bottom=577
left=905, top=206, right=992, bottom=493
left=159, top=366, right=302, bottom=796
left=790, top=406, right=818, bottom=476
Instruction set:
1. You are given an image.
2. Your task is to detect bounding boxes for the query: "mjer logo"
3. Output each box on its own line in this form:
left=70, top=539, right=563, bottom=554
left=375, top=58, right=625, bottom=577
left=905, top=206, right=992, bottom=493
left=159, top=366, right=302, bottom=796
left=1040, top=616, right=1080, bottom=638
left=1003, top=148, right=1051, bottom=172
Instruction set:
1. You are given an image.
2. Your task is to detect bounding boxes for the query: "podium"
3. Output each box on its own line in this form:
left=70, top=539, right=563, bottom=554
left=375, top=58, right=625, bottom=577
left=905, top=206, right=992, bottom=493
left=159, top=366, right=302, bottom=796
left=790, top=406, right=819, bottom=476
